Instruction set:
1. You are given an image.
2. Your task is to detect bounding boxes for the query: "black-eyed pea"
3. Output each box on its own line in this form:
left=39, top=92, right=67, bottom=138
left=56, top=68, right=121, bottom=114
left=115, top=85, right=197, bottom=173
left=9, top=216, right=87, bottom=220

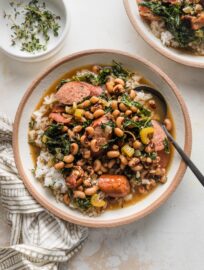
left=73, top=125, right=83, bottom=133
left=130, top=106, right=138, bottom=113
left=125, top=110, right=132, bottom=116
left=63, top=154, right=74, bottom=163
left=71, top=143, right=79, bottom=155
left=101, top=165, right=108, bottom=173
left=112, top=144, right=119, bottom=150
left=83, top=179, right=92, bottom=187
left=107, top=159, right=116, bottom=168
left=113, top=84, right=124, bottom=93
left=160, top=175, right=167, bottom=184
left=112, top=109, right=120, bottom=118
left=107, top=151, right=120, bottom=158
left=111, top=100, right=118, bottom=110
left=73, top=191, right=86, bottom=199
left=90, top=96, right=99, bottom=104
left=93, top=160, right=102, bottom=172
left=148, top=100, right=156, bottom=109
left=54, top=162, right=65, bottom=170
left=119, top=155, right=128, bottom=165
left=119, top=103, right=128, bottom=112
left=92, top=65, right=101, bottom=73
left=63, top=194, right=70, bottom=205
left=90, top=139, right=100, bottom=152
left=114, top=127, right=124, bottom=137
left=106, top=80, right=115, bottom=93
left=82, top=100, right=91, bottom=108
left=84, top=111, right=94, bottom=120
left=65, top=163, right=73, bottom=168
left=62, top=126, right=68, bottom=132
left=84, top=186, right=99, bottom=196
left=116, top=116, right=124, bottom=128
left=129, top=89, right=136, bottom=99
left=146, top=157, right=152, bottom=164
left=133, top=140, right=142, bottom=149
left=86, top=126, right=94, bottom=136
left=93, top=109, right=105, bottom=118
left=164, top=118, right=172, bottom=131
left=138, top=186, right=146, bottom=194
left=132, top=164, right=143, bottom=171
left=114, top=78, right=125, bottom=86
left=83, top=150, right=91, bottom=159
left=128, top=158, right=140, bottom=167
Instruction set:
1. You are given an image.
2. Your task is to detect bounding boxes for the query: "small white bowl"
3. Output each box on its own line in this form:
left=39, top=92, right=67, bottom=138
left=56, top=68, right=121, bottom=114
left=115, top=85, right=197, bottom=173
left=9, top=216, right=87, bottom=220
left=124, top=0, right=204, bottom=68
left=13, top=49, right=192, bottom=227
left=0, top=0, right=70, bottom=62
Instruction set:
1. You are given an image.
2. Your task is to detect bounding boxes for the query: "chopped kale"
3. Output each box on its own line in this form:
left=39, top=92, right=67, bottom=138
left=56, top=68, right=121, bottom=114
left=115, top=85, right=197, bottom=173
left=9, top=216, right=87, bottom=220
left=121, top=94, right=151, bottom=117
left=163, top=138, right=170, bottom=154
left=42, top=124, right=70, bottom=156
left=140, top=1, right=196, bottom=47
left=123, top=117, right=151, bottom=130
left=75, top=197, right=91, bottom=210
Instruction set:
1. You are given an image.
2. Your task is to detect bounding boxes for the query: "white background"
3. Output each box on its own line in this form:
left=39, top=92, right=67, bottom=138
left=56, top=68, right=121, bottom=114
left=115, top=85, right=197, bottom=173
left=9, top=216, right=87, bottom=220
left=0, top=1, right=204, bottom=269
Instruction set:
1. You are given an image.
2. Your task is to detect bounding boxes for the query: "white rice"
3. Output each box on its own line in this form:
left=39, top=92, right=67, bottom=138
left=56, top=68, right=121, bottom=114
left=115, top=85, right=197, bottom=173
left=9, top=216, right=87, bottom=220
left=150, top=20, right=204, bottom=55
left=35, top=150, right=67, bottom=194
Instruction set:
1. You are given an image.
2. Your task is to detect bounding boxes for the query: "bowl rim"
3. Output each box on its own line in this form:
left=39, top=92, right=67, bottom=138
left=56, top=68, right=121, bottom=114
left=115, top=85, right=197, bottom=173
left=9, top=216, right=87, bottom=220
left=123, top=0, right=204, bottom=69
left=0, top=0, right=70, bottom=61
left=13, top=49, right=192, bottom=227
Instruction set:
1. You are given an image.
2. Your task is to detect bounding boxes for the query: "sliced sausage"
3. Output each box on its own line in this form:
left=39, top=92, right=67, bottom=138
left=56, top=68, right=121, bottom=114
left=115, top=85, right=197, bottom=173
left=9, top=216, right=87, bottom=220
left=52, top=104, right=65, bottom=113
left=158, top=150, right=169, bottom=168
left=137, top=0, right=160, bottom=22
left=56, top=81, right=91, bottom=104
left=56, top=81, right=103, bottom=105
left=182, top=12, right=204, bottom=30
left=152, top=120, right=167, bottom=151
left=98, top=175, right=130, bottom=198
left=91, top=115, right=111, bottom=148
left=49, top=113, right=72, bottom=124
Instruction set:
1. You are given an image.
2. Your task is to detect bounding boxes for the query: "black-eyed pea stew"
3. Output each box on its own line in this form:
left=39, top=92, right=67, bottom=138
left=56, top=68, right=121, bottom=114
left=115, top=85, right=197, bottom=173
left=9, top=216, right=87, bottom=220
left=29, top=62, right=173, bottom=216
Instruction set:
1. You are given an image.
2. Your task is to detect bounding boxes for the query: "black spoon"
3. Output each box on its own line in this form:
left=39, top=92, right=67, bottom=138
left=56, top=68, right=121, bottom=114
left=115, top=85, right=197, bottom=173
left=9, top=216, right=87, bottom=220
left=134, top=85, right=204, bottom=186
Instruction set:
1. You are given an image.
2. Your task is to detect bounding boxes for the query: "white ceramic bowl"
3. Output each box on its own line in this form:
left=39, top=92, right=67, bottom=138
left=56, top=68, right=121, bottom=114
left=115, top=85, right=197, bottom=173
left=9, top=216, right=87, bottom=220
left=13, top=49, right=192, bottom=227
left=0, top=0, right=70, bottom=62
left=124, top=0, right=204, bottom=68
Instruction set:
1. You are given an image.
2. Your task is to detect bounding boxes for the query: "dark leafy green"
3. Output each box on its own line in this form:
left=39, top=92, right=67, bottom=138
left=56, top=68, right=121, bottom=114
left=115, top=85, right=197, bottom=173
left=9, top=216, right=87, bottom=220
left=42, top=124, right=70, bottom=156
left=121, top=94, right=151, bottom=117
left=140, top=1, right=196, bottom=47
left=75, top=197, right=91, bottom=210
left=163, top=138, right=170, bottom=154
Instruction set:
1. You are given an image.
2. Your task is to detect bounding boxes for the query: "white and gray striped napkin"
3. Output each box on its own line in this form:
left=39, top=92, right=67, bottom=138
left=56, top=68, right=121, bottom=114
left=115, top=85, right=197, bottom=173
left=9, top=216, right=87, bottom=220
left=0, top=113, right=88, bottom=270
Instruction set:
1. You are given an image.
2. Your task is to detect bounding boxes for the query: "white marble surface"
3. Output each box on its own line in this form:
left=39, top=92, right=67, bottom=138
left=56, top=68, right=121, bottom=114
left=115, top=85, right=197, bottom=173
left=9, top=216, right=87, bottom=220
left=0, top=0, right=204, bottom=269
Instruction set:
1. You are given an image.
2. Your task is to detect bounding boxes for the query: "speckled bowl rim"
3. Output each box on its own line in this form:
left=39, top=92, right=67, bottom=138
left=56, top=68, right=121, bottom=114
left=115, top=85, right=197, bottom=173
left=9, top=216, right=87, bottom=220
left=123, top=0, right=204, bottom=69
left=13, top=49, right=192, bottom=227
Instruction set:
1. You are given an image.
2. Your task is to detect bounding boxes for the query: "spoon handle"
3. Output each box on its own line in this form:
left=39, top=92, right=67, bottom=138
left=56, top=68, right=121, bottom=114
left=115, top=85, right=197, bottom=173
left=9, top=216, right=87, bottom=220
left=162, top=125, right=204, bottom=187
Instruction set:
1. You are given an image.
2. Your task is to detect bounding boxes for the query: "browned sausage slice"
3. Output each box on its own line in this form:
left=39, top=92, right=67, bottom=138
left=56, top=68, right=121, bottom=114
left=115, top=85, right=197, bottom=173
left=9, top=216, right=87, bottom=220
left=55, top=81, right=91, bottom=104
left=49, top=113, right=71, bottom=124
left=158, top=150, right=169, bottom=168
left=91, top=115, right=111, bottom=148
left=98, top=175, right=130, bottom=198
left=55, top=81, right=103, bottom=105
left=152, top=120, right=167, bottom=151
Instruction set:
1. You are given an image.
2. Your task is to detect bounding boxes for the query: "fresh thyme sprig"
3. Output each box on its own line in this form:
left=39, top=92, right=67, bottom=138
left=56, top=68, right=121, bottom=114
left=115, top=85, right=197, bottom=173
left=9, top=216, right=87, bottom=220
left=4, top=0, right=61, bottom=53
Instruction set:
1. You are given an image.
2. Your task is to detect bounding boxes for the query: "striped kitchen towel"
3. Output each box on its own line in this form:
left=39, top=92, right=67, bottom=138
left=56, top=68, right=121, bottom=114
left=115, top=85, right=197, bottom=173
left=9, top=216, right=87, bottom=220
left=0, top=113, right=88, bottom=270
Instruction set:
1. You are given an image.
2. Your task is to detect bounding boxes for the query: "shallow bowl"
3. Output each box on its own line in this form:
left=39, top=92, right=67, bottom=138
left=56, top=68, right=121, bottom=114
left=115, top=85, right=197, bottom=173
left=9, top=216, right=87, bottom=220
left=124, top=0, right=204, bottom=68
left=13, top=49, right=192, bottom=227
left=0, top=0, right=70, bottom=62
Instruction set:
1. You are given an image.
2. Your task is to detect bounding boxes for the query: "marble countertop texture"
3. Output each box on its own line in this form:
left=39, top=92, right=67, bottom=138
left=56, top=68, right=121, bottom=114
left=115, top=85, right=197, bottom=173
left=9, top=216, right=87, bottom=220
left=0, top=0, right=204, bottom=269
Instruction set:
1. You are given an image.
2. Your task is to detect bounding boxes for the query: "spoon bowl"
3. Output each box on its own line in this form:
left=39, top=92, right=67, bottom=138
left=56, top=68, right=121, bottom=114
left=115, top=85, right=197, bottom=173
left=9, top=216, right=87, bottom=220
left=134, top=85, right=168, bottom=122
